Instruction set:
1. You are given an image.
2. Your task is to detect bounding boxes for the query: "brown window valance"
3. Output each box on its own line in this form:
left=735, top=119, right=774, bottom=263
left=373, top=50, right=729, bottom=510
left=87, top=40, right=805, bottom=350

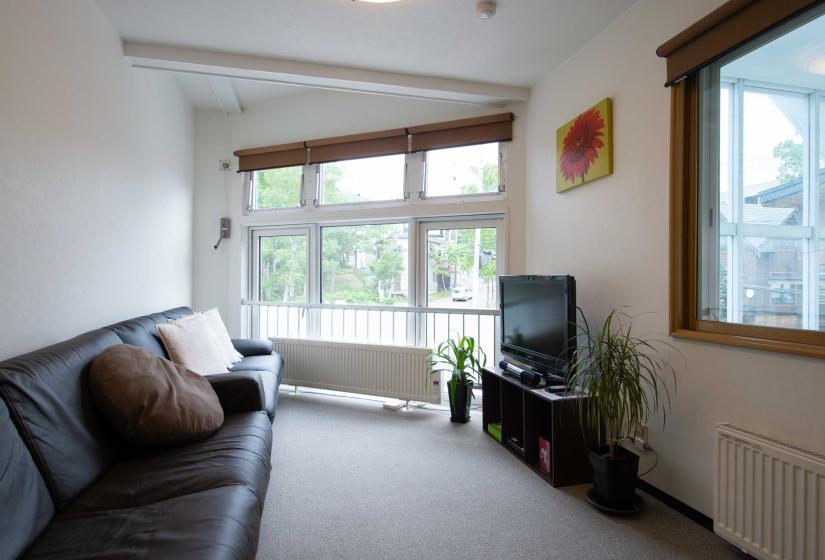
left=234, top=142, right=307, bottom=173
left=306, top=128, right=407, bottom=165
left=408, top=113, right=514, bottom=152
left=656, top=0, right=822, bottom=86
left=233, top=112, right=513, bottom=172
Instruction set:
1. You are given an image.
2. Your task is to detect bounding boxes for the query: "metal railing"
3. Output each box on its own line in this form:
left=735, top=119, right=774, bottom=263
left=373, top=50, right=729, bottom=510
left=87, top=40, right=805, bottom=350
left=243, top=300, right=499, bottom=361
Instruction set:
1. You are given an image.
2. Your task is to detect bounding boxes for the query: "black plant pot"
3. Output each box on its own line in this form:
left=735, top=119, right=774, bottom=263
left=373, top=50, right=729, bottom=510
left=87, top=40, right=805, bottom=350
left=588, top=446, right=639, bottom=510
left=448, top=380, right=473, bottom=423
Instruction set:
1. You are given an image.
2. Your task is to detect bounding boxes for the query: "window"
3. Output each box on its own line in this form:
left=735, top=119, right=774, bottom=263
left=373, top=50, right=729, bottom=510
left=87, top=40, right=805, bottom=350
left=422, top=223, right=501, bottom=309
left=320, top=154, right=406, bottom=205
left=252, top=166, right=303, bottom=210
left=665, top=2, right=825, bottom=358
left=253, top=230, right=308, bottom=302
left=425, top=143, right=500, bottom=197
left=250, top=217, right=504, bottom=342
left=321, top=223, right=409, bottom=305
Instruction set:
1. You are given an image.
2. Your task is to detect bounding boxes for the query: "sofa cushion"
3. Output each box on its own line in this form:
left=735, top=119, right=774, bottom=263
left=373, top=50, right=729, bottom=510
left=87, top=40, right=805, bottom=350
left=62, top=411, right=272, bottom=514
left=156, top=314, right=230, bottom=376
left=24, top=485, right=261, bottom=560
left=89, top=345, right=224, bottom=447
left=230, top=354, right=282, bottom=382
left=201, top=308, right=244, bottom=366
left=0, top=329, right=124, bottom=509
left=0, top=398, right=55, bottom=559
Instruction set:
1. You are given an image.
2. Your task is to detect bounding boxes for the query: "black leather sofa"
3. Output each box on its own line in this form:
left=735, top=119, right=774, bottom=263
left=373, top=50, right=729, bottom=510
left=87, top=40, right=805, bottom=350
left=0, top=307, right=282, bottom=559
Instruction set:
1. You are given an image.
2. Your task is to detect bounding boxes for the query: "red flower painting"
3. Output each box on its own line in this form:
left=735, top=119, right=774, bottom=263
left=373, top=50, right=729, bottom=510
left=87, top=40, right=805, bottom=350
left=559, top=108, right=606, bottom=183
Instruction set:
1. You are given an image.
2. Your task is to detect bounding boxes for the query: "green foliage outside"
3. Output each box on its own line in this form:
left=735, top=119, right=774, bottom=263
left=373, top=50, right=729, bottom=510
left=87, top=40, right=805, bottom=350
left=457, top=162, right=498, bottom=195
left=260, top=236, right=307, bottom=302
left=429, top=228, right=497, bottom=305
left=322, top=224, right=406, bottom=305
left=772, top=139, right=803, bottom=185
left=254, top=167, right=302, bottom=209
left=321, top=163, right=364, bottom=204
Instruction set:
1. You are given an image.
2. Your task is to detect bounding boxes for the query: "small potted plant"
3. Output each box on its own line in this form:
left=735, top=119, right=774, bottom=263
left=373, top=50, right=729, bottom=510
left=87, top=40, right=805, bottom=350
left=429, top=336, right=487, bottom=423
left=567, top=309, right=676, bottom=513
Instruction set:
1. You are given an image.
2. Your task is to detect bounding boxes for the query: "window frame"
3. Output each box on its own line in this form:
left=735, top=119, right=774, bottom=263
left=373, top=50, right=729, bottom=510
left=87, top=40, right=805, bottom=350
left=251, top=227, right=312, bottom=302
left=243, top=143, right=508, bottom=216
left=417, top=217, right=506, bottom=309
left=421, top=142, right=508, bottom=201
left=248, top=214, right=507, bottom=323
left=245, top=166, right=307, bottom=213
left=670, top=74, right=825, bottom=359
left=319, top=218, right=413, bottom=306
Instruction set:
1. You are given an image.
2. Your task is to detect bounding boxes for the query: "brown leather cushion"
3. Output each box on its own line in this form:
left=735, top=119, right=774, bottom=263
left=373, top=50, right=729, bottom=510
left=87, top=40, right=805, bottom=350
left=89, top=344, right=224, bottom=447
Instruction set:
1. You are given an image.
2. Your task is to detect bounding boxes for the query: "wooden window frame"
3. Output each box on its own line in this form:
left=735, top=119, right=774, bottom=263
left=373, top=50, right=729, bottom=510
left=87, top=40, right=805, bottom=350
left=668, top=77, right=825, bottom=359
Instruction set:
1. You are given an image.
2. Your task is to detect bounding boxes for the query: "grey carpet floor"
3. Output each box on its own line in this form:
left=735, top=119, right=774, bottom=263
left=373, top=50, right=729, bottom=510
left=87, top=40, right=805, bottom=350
left=257, top=391, right=745, bottom=560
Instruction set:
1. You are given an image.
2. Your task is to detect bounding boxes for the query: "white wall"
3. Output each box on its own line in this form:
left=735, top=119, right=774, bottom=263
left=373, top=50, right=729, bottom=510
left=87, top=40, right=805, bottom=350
left=525, top=0, right=825, bottom=516
left=193, top=89, right=527, bottom=335
left=0, top=1, right=194, bottom=359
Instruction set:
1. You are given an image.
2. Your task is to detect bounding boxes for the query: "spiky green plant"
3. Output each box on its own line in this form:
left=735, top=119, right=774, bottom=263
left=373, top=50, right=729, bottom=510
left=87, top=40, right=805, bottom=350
left=428, top=336, right=487, bottom=406
left=567, top=309, right=676, bottom=459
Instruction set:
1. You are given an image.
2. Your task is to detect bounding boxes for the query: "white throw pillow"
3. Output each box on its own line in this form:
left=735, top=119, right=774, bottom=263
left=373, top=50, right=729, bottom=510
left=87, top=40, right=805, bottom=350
left=200, top=308, right=244, bottom=367
left=156, top=314, right=229, bottom=376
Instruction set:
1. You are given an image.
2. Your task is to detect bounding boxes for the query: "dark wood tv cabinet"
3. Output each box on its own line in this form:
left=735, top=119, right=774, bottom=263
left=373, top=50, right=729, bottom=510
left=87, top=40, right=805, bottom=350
left=481, top=366, right=592, bottom=487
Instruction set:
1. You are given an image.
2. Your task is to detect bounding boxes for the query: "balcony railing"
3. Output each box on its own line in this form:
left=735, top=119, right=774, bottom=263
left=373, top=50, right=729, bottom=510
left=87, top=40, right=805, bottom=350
left=243, top=300, right=500, bottom=361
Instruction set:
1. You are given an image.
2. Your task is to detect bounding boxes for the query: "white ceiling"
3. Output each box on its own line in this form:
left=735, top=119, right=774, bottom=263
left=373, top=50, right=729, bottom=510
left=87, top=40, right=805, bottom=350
left=96, top=0, right=636, bottom=110
left=172, top=73, right=301, bottom=110
left=722, top=11, right=825, bottom=90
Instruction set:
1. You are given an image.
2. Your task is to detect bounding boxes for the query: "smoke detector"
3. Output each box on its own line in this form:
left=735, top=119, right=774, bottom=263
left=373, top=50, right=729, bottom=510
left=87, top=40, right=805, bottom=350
left=476, top=1, right=497, bottom=19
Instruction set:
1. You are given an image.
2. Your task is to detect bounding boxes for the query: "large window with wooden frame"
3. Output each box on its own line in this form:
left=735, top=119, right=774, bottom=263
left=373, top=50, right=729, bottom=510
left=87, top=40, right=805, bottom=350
left=662, top=0, right=825, bottom=358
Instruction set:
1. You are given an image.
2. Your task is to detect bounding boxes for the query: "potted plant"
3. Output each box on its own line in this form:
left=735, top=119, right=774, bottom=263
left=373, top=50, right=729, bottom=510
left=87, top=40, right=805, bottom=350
left=567, top=309, right=676, bottom=513
left=429, top=336, right=487, bottom=423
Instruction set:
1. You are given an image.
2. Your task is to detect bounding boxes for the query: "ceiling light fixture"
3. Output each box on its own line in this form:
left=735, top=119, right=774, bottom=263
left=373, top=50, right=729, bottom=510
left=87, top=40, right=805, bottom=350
left=476, top=1, right=497, bottom=19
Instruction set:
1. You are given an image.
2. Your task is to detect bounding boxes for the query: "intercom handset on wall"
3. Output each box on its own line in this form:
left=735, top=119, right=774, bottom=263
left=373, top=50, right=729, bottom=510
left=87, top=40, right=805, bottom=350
left=213, top=218, right=231, bottom=250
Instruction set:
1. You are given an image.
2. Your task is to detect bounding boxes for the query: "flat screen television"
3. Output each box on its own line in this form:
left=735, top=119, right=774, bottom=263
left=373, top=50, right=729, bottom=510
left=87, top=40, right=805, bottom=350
left=499, top=275, right=576, bottom=379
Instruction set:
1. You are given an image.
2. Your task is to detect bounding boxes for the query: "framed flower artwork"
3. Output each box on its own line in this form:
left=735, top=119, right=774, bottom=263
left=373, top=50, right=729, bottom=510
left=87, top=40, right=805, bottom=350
left=556, top=97, right=613, bottom=192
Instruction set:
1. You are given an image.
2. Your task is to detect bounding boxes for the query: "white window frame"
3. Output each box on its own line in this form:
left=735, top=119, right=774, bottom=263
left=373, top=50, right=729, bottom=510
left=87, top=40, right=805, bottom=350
left=243, top=142, right=508, bottom=216
left=417, top=217, right=506, bottom=308
left=318, top=218, right=413, bottom=305
left=250, top=226, right=313, bottom=336
left=244, top=166, right=307, bottom=213
left=700, top=73, right=822, bottom=330
left=247, top=214, right=507, bottom=338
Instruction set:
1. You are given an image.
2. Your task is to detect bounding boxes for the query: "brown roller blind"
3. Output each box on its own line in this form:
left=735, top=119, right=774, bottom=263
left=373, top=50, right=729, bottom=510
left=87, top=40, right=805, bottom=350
left=234, top=142, right=307, bottom=172
left=306, top=128, right=407, bottom=165
left=409, top=113, right=513, bottom=152
left=656, top=0, right=822, bottom=86
left=234, top=112, right=514, bottom=172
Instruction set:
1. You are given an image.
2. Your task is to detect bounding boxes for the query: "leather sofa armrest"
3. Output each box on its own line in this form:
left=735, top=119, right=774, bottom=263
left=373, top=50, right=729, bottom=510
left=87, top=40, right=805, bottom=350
left=231, top=338, right=273, bottom=357
left=206, top=372, right=266, bottom=414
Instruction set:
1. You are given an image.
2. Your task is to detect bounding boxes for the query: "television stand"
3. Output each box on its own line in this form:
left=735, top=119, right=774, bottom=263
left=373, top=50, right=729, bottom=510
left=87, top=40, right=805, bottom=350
left=482, top=366, right=592, bottom=487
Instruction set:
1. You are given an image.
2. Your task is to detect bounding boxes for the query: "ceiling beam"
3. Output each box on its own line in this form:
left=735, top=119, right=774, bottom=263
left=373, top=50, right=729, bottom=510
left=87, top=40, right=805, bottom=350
left=207, top=76, right=242, bottom=115
left=123, top=42, right=529, bottom=106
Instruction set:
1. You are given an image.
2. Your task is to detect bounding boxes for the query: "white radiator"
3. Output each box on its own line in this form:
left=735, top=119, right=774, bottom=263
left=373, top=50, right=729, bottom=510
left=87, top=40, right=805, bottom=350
left=272, top=338, right=439, bottom=404
left=715, top=424, right=825, bottom=560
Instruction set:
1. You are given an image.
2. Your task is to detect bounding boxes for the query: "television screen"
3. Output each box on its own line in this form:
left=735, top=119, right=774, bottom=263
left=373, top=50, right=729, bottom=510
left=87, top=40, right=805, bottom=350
left=500, top=276, right=575, bottom=373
